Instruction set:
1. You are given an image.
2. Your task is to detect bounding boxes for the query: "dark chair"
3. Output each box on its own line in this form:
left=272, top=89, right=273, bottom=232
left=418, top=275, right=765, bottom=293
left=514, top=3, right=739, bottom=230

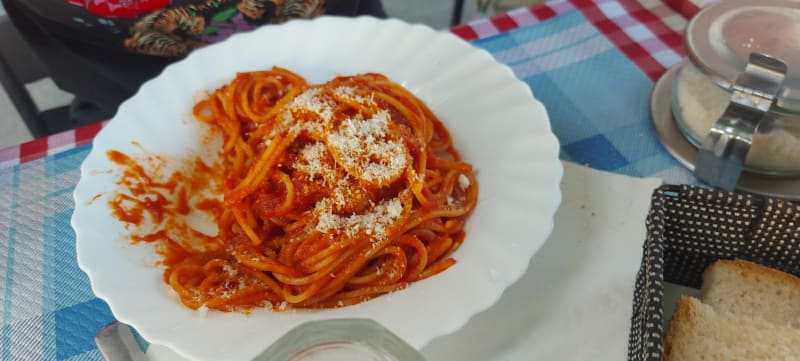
left=452, top=0, right=465, bottom=25
left=0, top=15, right=72, bottom=138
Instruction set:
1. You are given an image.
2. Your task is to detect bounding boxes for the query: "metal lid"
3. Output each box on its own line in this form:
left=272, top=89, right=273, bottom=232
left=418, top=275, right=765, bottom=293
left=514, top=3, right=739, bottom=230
left=685, top=0, right=800, bottom=113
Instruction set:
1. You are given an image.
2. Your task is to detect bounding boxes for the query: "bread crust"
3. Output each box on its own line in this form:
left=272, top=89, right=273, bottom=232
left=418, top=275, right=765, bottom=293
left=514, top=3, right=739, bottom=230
left=708, top=259, right=800, bottom=290
left=663, top=296, right=694, bottom=361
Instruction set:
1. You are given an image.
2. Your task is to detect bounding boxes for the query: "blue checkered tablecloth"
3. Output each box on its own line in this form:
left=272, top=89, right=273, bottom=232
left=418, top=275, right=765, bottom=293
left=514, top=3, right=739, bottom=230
left=481, top=11, right=683, bottom=176
left=0, top=147, right=112, bottom=360
left=0, top=1, right=699, bottom=359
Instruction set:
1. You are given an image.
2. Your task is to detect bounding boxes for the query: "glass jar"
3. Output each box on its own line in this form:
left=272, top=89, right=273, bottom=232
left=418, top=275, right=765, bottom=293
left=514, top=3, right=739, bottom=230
left=671, top=0, right=800, bottom=176
left=259, top=319, right=425, bottom=361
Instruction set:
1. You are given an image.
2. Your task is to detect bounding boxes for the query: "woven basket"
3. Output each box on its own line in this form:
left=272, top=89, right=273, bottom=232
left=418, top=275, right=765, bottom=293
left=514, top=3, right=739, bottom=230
left=627, top=184, right=800, bottom=361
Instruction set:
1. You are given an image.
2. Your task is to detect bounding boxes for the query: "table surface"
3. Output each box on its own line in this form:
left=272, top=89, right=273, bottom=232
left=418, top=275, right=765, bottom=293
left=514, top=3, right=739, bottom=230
left=0, top=0, right=716, bottom=360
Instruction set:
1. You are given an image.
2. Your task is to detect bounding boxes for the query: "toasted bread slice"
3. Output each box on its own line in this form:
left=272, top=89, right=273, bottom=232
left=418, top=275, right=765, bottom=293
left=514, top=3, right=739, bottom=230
left=701, top=259, right=800, bottom=328
left=663, top=296, right=800, bottom=361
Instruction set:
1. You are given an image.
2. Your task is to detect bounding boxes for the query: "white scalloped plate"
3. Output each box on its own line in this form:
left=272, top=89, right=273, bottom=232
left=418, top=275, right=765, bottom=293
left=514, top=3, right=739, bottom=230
left=73, top=16, right=562, bottom=361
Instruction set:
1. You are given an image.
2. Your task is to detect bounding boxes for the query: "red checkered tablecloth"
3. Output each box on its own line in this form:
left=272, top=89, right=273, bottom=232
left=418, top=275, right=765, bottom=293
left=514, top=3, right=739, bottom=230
left=455, top=0, right=689, bottom=81
left=664, top=0, right=716, bottom=17
left=0, top=0, right=715, bottom=168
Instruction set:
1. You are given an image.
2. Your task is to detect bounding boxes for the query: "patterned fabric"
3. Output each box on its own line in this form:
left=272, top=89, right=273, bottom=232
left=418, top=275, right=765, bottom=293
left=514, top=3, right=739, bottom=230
left=0, top=124, right=104, bottom=169
left=630, top=184, right=800, bottom=361
left=454, top=0, right=688, bottom=81
left=0, top=146, right=110, bottom=360
left=664, top=0, right=717, bottom=18
left=0, top=0, right=710, bottom=359
left=16, top=0, right=331, bottom=56
left=468, top=0, right=693, bottom=182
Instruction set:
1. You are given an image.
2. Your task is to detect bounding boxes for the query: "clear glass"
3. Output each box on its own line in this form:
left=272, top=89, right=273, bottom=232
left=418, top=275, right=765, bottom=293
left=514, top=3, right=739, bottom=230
left=685, top=0, right=800, bottom=112
left=672, top=62, right=800, bottom=176
left=259, top=319, right=426, bottom=361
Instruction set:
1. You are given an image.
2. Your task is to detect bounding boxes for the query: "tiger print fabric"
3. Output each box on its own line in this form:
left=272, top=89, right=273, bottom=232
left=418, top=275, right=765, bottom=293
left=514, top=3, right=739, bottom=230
left=124, top=0, right=327, bottom=56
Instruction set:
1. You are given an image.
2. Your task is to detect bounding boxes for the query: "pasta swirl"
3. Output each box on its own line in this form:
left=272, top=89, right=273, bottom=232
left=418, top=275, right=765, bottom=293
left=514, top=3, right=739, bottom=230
left=109, top=67, right=477, bottom=311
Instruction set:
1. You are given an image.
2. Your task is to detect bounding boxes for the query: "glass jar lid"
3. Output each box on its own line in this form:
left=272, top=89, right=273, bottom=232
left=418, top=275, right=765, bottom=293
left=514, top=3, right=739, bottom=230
left=685, top=0, right=800, bottom=113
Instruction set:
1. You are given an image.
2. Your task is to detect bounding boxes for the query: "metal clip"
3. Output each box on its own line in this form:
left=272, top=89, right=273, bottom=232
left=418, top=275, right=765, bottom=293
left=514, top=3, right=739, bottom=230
left=694, top=53, right=788, bottom=191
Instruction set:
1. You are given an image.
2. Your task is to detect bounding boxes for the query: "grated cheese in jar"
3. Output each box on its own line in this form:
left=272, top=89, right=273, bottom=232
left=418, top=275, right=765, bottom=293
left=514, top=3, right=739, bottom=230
left=675, top=64, right=800, bottom=173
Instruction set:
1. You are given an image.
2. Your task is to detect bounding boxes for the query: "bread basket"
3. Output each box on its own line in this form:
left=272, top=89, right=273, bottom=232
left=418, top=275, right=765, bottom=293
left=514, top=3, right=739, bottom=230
left=627, top=184, right=800, bottom=361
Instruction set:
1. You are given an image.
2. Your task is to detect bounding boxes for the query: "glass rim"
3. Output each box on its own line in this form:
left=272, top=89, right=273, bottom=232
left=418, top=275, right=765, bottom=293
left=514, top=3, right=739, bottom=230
left=257, top=318, right=426, bottom=361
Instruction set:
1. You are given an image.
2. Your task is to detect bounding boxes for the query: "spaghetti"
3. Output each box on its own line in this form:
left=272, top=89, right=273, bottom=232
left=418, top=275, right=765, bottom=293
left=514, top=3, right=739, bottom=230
left=108, top=67, right=478, bottom=311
